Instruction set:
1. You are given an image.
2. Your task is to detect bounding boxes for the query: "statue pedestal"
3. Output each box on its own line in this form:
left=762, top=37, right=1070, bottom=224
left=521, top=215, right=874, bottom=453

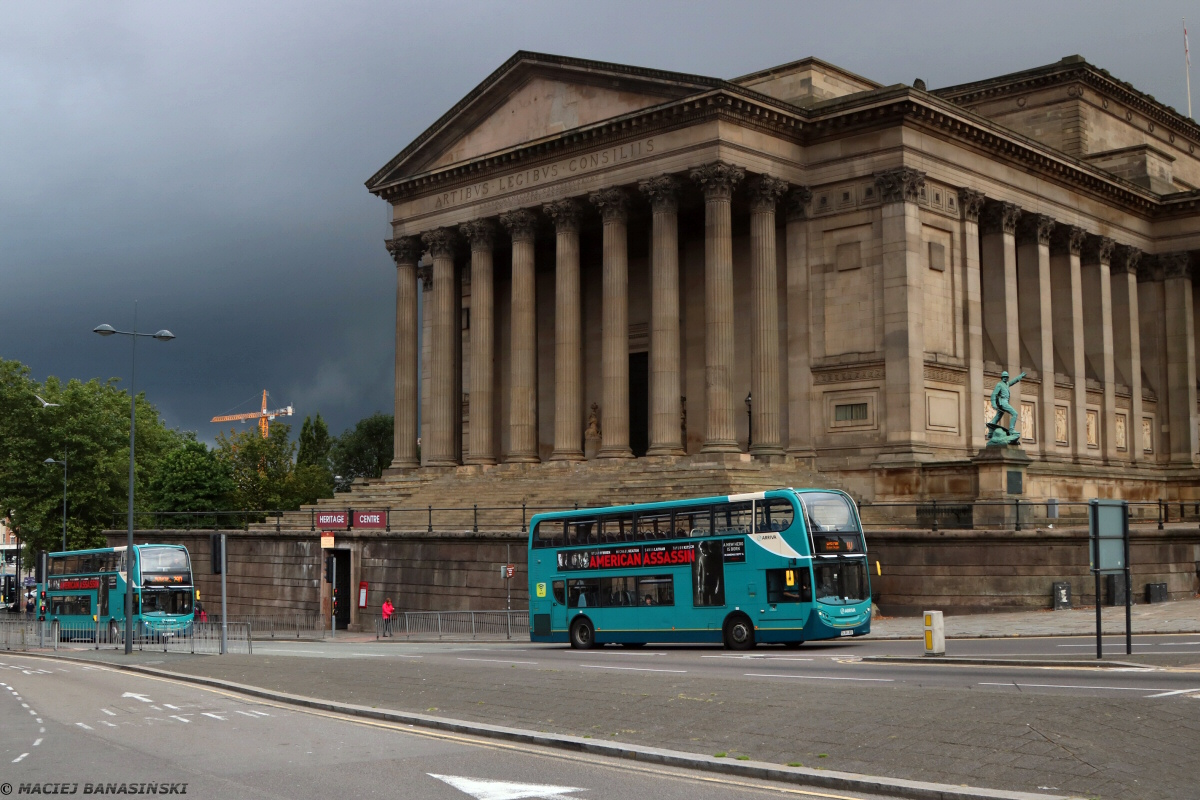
left=972, top=445, right=1032, bottom=526
left=584, top=436, right=601, bottom=461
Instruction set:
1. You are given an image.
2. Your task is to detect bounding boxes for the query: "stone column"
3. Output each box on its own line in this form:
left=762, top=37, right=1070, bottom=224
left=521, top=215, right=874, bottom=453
left=1082, top=236, right=1117, bottom=462
left=959, top=189, right=986, bottom=449
left=544, top=199, right=585, bottom=462
left=421, top=228, right=460, bottom=467
left=1161, top=252, right=1198, bottom=465
left=385, top=236, right=422, bottom=469
left=875, top=167, right=927, bottom=449
left=500, top=209, right=540, bottom=463
left=1111, top=247, right=1143, bottom=461
left=460, top=220, right=497, bottom=465
left=690, top=161, right=744, bottom=453
left=747, top=174, right=788, bottom=457
left=589, top=187, right=634, bottom=459
left=1017, top=214, right=1056, bottom=456
left=1051, top=227, right=1088, bottom=460
left=639, top=175, right=685, bottom=456
left=785, top=187, right=815, bottom=461
left=981, top=202, right=1023, bottom=413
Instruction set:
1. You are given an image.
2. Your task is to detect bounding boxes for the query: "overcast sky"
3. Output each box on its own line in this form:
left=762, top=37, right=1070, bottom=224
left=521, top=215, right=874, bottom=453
left=1, top=0, right=1193, bottom=443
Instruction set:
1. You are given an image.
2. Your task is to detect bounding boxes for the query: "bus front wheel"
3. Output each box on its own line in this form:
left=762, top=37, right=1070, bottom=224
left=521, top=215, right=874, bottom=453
left=723, top=614, right=756, bottom=650
left=569, top=617, right=596, bottom=650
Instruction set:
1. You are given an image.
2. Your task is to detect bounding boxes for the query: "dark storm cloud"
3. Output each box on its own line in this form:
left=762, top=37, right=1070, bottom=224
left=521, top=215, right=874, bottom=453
left=0, top=0, right=1190, bottom=440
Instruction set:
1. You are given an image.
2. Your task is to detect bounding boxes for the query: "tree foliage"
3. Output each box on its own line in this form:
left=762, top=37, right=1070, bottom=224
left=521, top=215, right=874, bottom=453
left=330, top=413, right=394, bottom=485
left=150, top=439, right=233, bottom=513
left=297, top=414, right=332, bottom=469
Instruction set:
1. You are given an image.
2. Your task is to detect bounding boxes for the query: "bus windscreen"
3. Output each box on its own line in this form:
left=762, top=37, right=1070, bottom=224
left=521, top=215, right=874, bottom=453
left=139, top=547, right=190, bottom=575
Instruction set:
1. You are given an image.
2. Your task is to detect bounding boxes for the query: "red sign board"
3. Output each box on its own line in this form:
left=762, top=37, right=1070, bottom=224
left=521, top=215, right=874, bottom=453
left=316, top=511, right=348, bottom=529
left=353, top=510, right=387, bottom=529
left=48, top=577, right=100, bottom=591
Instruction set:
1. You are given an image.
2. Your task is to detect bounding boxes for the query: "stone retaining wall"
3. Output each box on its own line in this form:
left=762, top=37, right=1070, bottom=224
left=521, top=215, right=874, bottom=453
left=107, top=524, right=1200, bottom=622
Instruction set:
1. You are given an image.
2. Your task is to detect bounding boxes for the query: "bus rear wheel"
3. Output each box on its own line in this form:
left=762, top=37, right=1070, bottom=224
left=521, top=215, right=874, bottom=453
left=723, top=614, right=756, bottom=650
left=569, top=617, right=596, bottom=650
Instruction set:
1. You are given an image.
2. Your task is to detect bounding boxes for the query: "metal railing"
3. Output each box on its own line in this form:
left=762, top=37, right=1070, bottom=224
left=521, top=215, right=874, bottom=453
left=208, top=614, right=326, bottom=639
left=372, top=610, right=529, bottom=641
left=859, top=499, right=1200, bottom=532
left=0, top=619, right=252, bottom=655
left=112, top=499, right=1200, bottom=535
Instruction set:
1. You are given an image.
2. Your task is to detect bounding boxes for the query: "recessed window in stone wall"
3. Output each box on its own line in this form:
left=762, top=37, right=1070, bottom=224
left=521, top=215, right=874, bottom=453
left=835, top=402, right=868, bottom=422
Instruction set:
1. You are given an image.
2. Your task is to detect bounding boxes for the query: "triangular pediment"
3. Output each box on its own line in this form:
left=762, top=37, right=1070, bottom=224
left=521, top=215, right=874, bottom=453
left=367, top=52, right=720, bottom=190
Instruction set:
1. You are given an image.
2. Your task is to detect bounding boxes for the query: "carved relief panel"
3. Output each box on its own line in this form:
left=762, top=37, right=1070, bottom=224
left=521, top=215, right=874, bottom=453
left=1054, top=406, right=1069, bottom=445
left=1086, top=410, right=1099, bottom=448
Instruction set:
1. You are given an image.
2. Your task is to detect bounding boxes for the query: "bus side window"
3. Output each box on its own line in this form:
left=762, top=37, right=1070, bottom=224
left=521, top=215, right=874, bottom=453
left=756, top=499, right=795, bottom=533
left=552, top=581, right=565, bottom=605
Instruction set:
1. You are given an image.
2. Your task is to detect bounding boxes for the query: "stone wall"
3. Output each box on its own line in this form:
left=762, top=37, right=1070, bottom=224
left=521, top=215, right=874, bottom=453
left=866, top=525, right=1200, bottom=616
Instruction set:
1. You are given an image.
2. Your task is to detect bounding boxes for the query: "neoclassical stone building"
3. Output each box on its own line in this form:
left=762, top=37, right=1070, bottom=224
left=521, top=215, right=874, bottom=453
left=366, top=52, right=1200, bottom=501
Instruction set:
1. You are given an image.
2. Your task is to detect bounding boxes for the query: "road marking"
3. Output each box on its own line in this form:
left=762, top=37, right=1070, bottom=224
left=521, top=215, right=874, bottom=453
left=350, top=653, right=390, bottom=657
left=21, top=703, right=28, bottom=708
left=579, top=665, right=687, bottom=673
left=254, top=648, right=325, bottom=654
left=164, top=704, right=180, bottom=710
left=457, top=658, right=539, bottom=665
left=12, top=753, right=27, bottom=763
left=35, top=718, right=41, bottom=724
left=1144, top=687, right=1200, bottom=698
left=170, top=715, right=190, bottom=723
left=102, top=722, right=117, bottom=728
left=122, top=692, right=152, bottom=703
left=75, top=722, right=93, bottom=730
left=38, top=728, right=44, bottom=734
left=28, top=710, right=36, bottom=715
left=980, top=682, right=1166, bottom=692
left=428, top=773, right=586, bottom=800
left=202, top=713, right=228, bottom=721
left=702, top=654, right=813, bottom=661
left=744, top=673, right=894, bottom=682
left=234, top=709, right=270, bottom=717
left=150, top=705, right=162, bottom=711
left=32, top=738, right=42, bottom=746
left=101, top=709, right=116, bottom=716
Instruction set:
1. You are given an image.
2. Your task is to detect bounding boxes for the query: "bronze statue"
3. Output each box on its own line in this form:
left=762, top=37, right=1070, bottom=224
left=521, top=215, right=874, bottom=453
left=986, top=370, right=1025, bottom=446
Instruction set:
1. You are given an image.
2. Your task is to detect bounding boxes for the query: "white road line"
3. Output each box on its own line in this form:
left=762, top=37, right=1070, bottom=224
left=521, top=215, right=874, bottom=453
left=28, top=710, right=35, bottom=715
left=150, top=705, right=162, bottom=711
left=202, top=713, right=228, bottom=721
left=164, top=704, right=180, bottom=710
left=170, top=715, right=190, bottom=723
left=456, top=658, right=539, bottom=665
left=579, top=665, right=687, bottom=673
left=35, top=719, right=41, bottom=724
left=75, top=722, right=93, bottom=730
left=1145, top=687, right=1200, bottom=698
left=21, top=703, right=28, bottom=708
left=702, top=654, right=813, bottom=660
left=234, top=709, right=271, bottom=717
left=12, top=753, right=27, bottom=762
left=979, top=682, right=1166, bottom=692
left=744, top=673, right=895, bottom=682
left=32, top=738, right=42, bottom=746
left=38, top=728, right=44, bottom=734
left=101, top=709, right=116, bottom=716
left=349, top=653, right=389, bottom=657
left=101, top=722, right=117, bottom=728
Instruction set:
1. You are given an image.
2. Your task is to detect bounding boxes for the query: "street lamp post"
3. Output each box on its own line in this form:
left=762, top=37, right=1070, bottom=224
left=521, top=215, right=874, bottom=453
left=94, top=319, right=174, bottom=654
left=42, top=456, right=67, bottom=552
left=745, top=391, right=753, bottom=450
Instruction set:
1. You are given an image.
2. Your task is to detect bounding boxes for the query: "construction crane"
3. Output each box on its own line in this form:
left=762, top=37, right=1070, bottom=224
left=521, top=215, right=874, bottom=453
left=211, top=390, right=294, bottom=438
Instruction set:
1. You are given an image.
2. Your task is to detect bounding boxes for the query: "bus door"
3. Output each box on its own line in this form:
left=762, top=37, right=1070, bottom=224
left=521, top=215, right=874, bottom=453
left=550, top=580, right=567, bottom=632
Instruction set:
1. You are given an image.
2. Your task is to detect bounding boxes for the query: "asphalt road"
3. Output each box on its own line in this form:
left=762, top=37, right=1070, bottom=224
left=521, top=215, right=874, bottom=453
left=237, top=634, right=1200, bottom=699
left=0, top=653, right=908, bottom=800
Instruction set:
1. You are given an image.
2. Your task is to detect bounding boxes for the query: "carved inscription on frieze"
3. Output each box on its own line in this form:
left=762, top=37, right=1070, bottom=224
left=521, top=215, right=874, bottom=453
left=431, top=138, right=657, bottom=211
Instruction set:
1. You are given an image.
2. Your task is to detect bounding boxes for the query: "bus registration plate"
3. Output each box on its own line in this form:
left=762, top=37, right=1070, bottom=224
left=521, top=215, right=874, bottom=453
left=840, top=630, right=854, bottom=636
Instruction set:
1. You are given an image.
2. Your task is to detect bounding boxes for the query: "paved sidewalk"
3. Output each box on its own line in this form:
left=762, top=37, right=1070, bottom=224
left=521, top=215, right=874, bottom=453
left=869, top=596, right=1200, bottom=639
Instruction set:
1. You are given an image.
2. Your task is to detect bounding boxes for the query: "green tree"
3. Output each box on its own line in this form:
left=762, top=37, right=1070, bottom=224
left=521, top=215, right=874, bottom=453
left=150, top=438, right=233, bottom=513
left=214, top=423, right=297, bottom=511
left=297, top=414, right=332, bottom=469
left=0, top=358, right=185, bottom=557
left=331, top=413, right=394, bottom=484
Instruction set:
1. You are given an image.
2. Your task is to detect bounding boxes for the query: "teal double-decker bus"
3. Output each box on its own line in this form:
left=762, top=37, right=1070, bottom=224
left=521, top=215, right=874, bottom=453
left=527, top=489, right=871, bottom=649
left=38, top=545, right=195, bottom=637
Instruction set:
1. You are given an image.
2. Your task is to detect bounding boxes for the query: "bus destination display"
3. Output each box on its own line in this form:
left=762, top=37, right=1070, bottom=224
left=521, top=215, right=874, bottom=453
left=556, top=538, right=744, bottom=571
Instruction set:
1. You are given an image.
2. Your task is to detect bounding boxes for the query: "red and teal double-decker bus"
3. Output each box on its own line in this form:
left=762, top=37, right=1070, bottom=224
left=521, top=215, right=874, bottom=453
left=527, top=489, right=870, bottom=649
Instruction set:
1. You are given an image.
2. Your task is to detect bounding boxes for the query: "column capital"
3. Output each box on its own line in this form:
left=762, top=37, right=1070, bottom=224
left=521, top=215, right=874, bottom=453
left=873, top=167, right=925, bottom=204
left=421, top=227, right=458, bottom=259
left=1160, top=251, right=1192, bottom=280
left=783, top=185, right=813, bottom=221
left=416, top=263, right=432, bottom=291
left=1110, top=245, right=1142, bottom=276
left=1083, top=235, right=1116, bottom=265
left=589, top=187, right=629, bottom=223
left=385, top=236, right=422, bottom=266
left=747, top=174, right=789, bottom=212
left=1018, top=213, right=1055, bottom=246
left=981, top=201, right=1022, bottom=235
left=543, top=198, right=584, bottom=232
left=958, top=188, right=986, bottom=223
left=690, top=161, right=744, bottom=200
left=459, top=219, right=497, bottom=250
left=499, top=209, right=538, bottom=242
left=1051, top=225, right=1087, bottom=257
left=638, top=174, right=680, bottom=213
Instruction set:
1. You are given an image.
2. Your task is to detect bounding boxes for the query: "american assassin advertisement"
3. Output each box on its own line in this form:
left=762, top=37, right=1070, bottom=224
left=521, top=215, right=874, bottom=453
left=48, top=577, right=100, bottom=591
left=556, top=539, right=744, bottom=572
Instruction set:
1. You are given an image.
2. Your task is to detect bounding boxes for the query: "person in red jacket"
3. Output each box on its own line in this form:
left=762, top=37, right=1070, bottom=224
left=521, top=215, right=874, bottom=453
left=381, top=598, right=395, bottom=637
